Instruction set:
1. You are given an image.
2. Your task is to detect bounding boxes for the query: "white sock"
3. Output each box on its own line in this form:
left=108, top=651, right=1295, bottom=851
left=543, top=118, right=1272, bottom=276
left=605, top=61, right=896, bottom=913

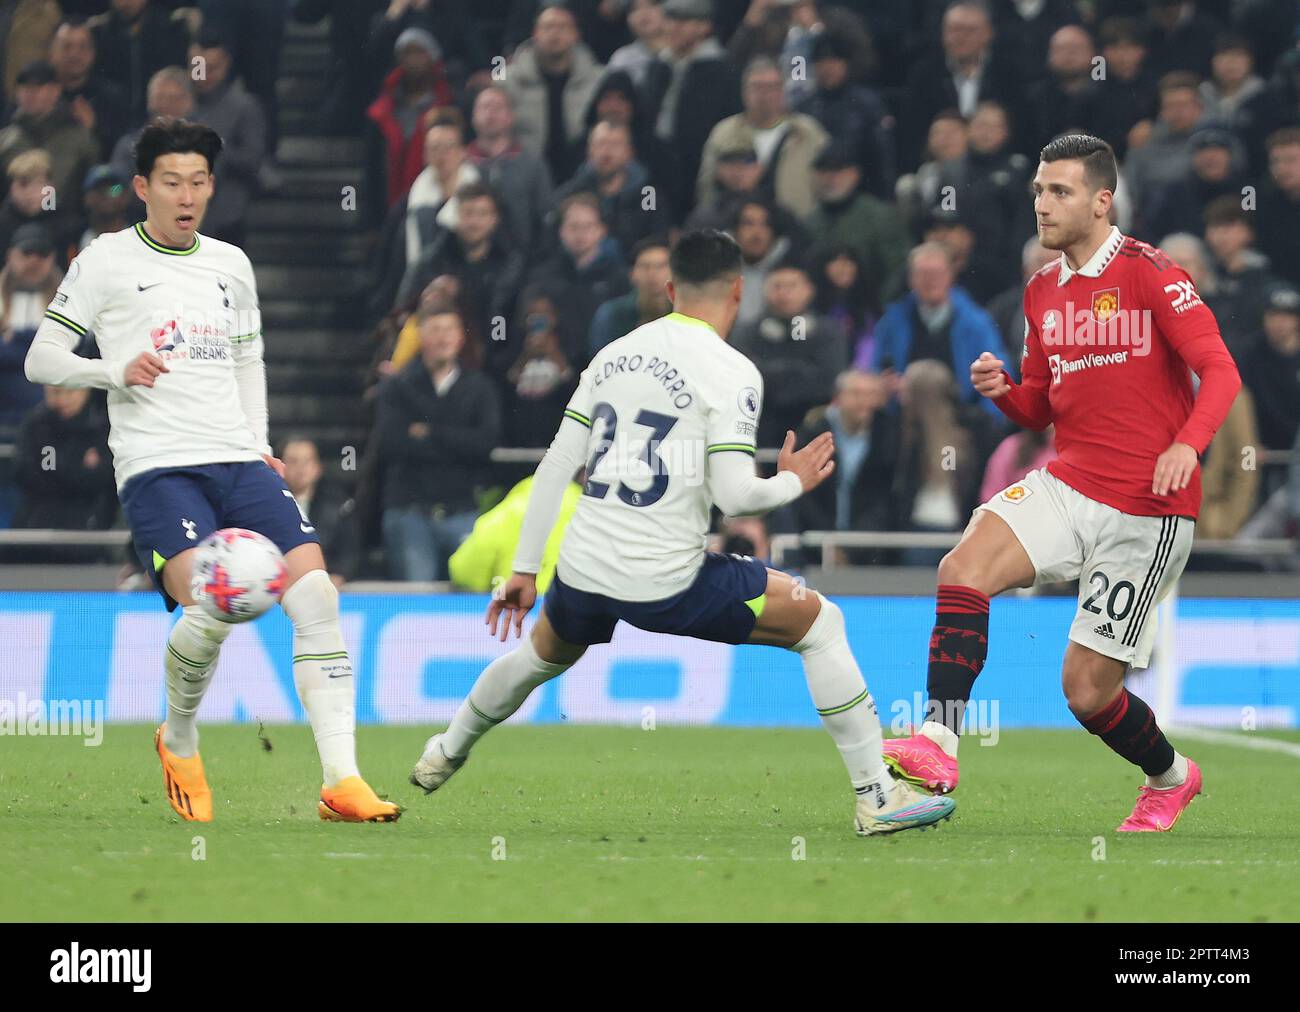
left=1146, top=751, right=1189, bottom=789
left=442, top=636, right=570, bottom=759
left=920, top=720, right=960, bottom=759
left=280, top=570, right=358, bottom=787
left=792, top=594, right=890, bottom=803
left=163, top=606, right=232, bottom=757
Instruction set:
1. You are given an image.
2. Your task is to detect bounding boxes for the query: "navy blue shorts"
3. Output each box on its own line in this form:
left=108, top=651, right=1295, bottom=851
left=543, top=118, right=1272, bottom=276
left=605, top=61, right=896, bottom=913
left=542, top=552, right=771, bottom=646
left=119, top=461, right=320, bottom=611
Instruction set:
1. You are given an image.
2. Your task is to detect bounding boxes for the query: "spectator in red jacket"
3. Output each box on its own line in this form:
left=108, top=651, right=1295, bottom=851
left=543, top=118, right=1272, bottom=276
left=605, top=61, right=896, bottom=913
left=365, top=26, right=455, bottom=219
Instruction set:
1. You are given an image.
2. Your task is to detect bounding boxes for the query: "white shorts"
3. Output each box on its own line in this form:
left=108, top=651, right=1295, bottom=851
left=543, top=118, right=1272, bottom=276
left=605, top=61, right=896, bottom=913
left=974, top=467, right=1193, bottom=669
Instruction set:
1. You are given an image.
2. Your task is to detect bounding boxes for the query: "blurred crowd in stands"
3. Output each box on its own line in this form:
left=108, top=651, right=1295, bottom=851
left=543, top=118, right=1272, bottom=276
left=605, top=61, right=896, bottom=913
left=1, top=0, right=1298, bottom=583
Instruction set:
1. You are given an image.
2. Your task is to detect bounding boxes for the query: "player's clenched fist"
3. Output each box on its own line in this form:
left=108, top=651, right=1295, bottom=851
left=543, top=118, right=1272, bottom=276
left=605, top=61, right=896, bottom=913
left=123, top=351, right=169, bottom=387
left=778, top=429, right=836, bottom=492
left=971, top=351, right=1011, bottom=398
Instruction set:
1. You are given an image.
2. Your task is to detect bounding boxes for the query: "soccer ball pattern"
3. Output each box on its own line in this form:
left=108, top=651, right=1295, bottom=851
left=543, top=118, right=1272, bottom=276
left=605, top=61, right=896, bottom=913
left=190, top=528, right=287, bottom=624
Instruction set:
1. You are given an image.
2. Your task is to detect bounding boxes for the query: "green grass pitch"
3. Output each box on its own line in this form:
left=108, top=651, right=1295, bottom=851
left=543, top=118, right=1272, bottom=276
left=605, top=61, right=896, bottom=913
left=2, top=724, right=1297, bottom=922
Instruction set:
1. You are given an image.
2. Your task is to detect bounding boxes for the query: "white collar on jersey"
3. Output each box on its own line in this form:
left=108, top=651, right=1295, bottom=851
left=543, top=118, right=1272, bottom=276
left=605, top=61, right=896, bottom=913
left=1057, top=225, right=1124, bottom=286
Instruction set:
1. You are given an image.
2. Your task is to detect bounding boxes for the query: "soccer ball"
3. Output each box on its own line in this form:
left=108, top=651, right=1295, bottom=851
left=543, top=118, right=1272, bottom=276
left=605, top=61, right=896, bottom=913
left=190, top=528, right=287, bottom=624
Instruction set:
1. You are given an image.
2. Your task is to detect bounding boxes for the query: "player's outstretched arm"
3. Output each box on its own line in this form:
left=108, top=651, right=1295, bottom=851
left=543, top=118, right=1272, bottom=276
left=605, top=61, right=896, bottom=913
left=708, top=431, right=832, bottom=517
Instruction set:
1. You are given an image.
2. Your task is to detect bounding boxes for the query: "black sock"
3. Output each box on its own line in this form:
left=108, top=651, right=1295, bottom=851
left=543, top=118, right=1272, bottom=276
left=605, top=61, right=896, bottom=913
left=924, top=585, right=990, bottom=734
left=1080, top=689, right=1175, bottom=776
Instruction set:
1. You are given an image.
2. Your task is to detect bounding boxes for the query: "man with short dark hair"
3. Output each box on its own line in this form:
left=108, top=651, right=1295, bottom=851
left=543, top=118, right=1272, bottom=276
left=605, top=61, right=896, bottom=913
left=503, top=2, right=604, bottom=186
left=466, top=84, right=553, bottom=253
left=279, top=436, right=360, bottom=588
left=24, top=118, right=400, bottom=825
left=0, top=61, right=99, bottom=221
left=526, top=192, right=627, bottom=345
left=901, top=0, right=1027, bottom=170
left=395, top=182, right=527, bottom=371
left=1253, top=128, right=1300, bottom=288
left=796, top=369, right=899, bottom=538
left=1124, top=71, right=1204, bottom=216
left=89, top=0, right=190, bottom=121
left=588, top=236, right=671, bottom=355
left=188, top=28, right=267, bottom=246
left=884, top=133, right=1241, bottom=833
left=50, top=18, right=131, bottom=157
left=731, top=257, right=847, bottom=446
left=411, top=228, right=956, bottom=838
left=553, top=118, right=671, bottom=256
left=697, top=55, right=827, bottom=219
left=1202, top=194, right=1277, bottom=359
left=12, top=384, right=115, bottom=529
left=375, top=307, right=502, bottom=582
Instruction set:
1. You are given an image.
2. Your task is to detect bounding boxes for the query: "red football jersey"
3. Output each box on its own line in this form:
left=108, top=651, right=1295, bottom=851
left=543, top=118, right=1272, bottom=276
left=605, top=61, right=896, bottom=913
left=998, top=227, right=1241, bottom=518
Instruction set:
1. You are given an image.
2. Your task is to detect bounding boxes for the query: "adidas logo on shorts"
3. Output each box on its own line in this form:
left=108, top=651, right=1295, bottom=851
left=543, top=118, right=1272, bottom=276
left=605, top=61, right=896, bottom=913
left=1093, top=622, right=1116, bottom=639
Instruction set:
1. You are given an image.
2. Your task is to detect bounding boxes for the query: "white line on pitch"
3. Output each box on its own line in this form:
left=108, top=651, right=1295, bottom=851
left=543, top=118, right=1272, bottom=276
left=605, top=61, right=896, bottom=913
left=1169, top=726, right=1300, bottom=759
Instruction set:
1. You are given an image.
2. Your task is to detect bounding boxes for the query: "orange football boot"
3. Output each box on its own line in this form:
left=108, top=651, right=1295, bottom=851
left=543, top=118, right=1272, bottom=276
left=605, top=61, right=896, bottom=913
left=318, top=776, right=402, bottom=823
left=154, top=724, right=213, bottom=822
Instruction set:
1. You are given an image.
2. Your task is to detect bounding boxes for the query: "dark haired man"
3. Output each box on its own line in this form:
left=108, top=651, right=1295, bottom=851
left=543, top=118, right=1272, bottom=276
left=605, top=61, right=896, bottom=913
left=24, top=119, right=400, bottom=826
left=188, top=28, right=267, bottom=246
left=883, top=134, right=1242, bottom=833
left=410, top=230, right=956, bottom=838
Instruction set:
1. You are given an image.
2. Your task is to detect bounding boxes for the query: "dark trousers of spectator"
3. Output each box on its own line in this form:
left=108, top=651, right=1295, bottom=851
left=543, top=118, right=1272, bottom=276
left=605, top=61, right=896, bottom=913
left=201, top=0, right=289, bottom=153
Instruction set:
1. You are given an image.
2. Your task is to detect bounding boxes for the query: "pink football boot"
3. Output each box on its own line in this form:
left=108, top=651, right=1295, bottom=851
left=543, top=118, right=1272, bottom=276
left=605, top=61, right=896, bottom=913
left=1116, top=759, right=1203, bottom=832
left=881, top=732, right=959, bottom=794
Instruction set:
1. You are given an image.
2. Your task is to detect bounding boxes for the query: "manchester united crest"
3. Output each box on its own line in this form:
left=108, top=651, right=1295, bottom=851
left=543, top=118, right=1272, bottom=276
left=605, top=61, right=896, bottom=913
left=1091, top=287, right=1121, bottom=323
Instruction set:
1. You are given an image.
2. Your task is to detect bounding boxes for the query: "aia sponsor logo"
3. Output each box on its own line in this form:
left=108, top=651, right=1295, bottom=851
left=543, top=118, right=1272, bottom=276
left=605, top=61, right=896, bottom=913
left=150, top=318, right=183, bottom=353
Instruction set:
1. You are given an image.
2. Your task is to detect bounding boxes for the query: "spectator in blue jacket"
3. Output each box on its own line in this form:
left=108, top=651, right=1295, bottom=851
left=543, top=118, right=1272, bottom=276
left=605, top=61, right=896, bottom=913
left=871, top=241, right=1010, bottom=421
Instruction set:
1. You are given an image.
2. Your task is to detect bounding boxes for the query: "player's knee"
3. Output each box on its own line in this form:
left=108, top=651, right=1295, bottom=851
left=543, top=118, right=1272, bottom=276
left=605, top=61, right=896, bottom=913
left=280, top=568, right=338, bottom=628
left=937, top=547, right=980, bottom=590
left=178, top=604, right=233, bottom=646
left=1063, top=676, right=1113, bottom=723
left=792, top=592, right=844, bottom=654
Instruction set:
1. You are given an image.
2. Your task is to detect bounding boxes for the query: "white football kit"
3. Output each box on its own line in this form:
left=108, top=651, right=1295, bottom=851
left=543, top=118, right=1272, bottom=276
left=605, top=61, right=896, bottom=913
left=513, top=311, right=803, bottom=601
left=25, top=223, right=269, bottom=490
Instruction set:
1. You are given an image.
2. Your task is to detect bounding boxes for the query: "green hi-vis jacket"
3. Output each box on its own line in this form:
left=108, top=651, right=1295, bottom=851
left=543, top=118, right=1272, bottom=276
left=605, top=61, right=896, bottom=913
left=448, top=477, right=583, bottom=594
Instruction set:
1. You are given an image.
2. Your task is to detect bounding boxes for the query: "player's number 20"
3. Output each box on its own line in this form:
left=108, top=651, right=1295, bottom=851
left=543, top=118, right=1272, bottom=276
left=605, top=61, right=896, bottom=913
left=1081, top=570, right=1136, bottom=622
left=583, top=402, right=678, bottom=507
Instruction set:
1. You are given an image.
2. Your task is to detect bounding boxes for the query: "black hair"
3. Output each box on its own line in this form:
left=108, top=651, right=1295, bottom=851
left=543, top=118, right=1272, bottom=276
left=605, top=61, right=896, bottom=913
left=1039, top=133, right=1117, bottom=194
left=193, top=25, right=232, bottom=52
left=670, top=229, right=743, bottom=287
left=814, top=244, right=877, bottom=320
left=630, top=234, right=671, bottom=263
left=134, top=119, right=223, bottom=178
left=455, top=180, right=498, bottom=208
